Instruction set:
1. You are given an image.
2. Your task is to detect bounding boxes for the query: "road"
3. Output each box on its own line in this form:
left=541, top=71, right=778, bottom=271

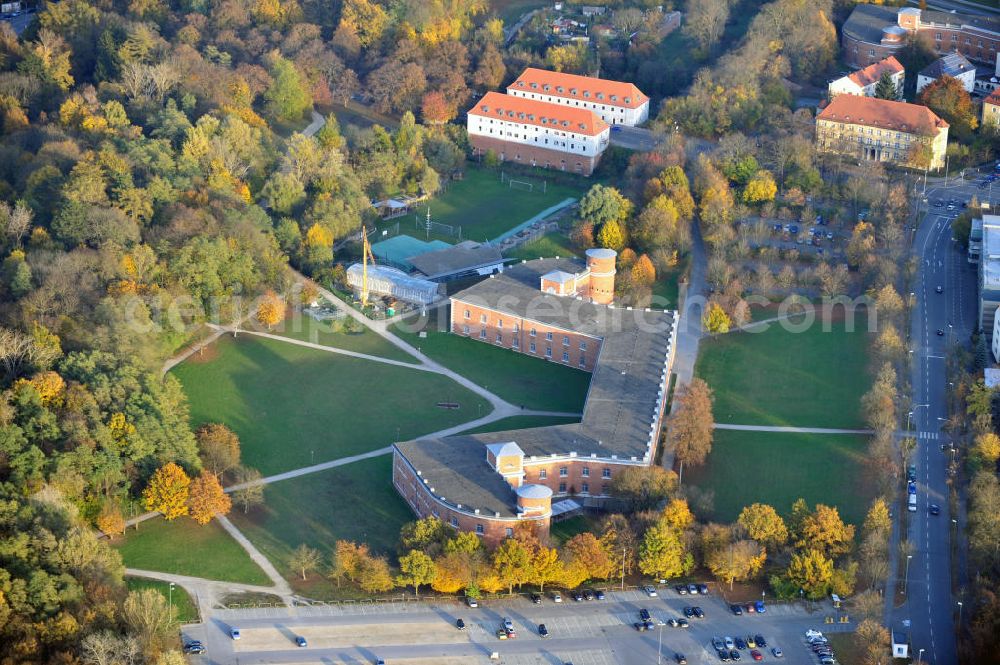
left=1, top=11, right=33, bottom=35
left=188, top=587, right=847, bottom=665
left=898, top=177, right=979, bottom=664
left=906, top=0, right=999, bottom=16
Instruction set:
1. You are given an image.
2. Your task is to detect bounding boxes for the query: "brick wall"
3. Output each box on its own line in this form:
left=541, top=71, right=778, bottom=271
left=844, top=26, right=1000, bottom=68
left=451, top=299, right=604, bottom=372
left=469, top=135, right=601, bottom=176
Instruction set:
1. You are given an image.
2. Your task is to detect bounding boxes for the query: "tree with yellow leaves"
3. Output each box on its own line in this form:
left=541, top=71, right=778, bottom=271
left=702, top=301, right=732, bottom=333
left=26, top=371, right=65, bottom=406
left=256, top=291, right=285, bottom=329
left=142, top=463, right=191, bottom=520
left=187, top=472, right=231, bottom=525
left=97, top=501, right=125, bottom=537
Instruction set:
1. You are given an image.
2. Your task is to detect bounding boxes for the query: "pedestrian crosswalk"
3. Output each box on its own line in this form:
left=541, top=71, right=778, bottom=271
left=917, top=431, right=940, bottom=440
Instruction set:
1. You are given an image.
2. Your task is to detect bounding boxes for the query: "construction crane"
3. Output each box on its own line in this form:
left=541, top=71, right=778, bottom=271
left=360, top=226, right=376, bottom=308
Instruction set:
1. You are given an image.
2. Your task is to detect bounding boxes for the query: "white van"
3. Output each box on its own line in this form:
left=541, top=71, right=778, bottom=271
left=908, top=494, right=917, bottom=512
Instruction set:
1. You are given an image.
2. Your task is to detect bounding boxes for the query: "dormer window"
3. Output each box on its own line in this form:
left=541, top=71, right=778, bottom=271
left=543, top=84, right=551, bottom=91
left=481, top=105, right=489, bottom=113
left=556, top=86, right=565, bottom=93
left=541, top=117, right=548, bottom=124
left=518, top=112, right=525, bottom=119
left=508, top=110, right=515, bottom=118
left=570, top=88, right=577, bottom=95
left=597, top=92, right=604, bottom=100
left=624, top=97, right=631, bottom=103
left=610, top=94, right=617, bottom=101
left=528, top=113, right=535, bottom=120
left=583, top=91, right=591, bottom=98
left=562, top=120, right=569, bottom=127
left=579, top=123, right=586, bottom=130
left=530, top=82, right=538, bottom=89
left=518, top=81, right=525, bottom=87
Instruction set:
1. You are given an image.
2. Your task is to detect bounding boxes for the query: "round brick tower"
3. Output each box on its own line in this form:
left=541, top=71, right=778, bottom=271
left=516, top=483, right=553, bottom=516
left=586, top=248, right=617, bottom=305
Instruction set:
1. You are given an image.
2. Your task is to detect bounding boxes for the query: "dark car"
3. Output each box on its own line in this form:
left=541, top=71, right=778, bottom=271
left=908, top=481, right=917, bottom=495
left=734, top=637, right=747, bottom=650
left=295, top=636, right=307, bottom=648
left=730, top=604, right=744, bottom=616
left=717, top=650, right=731, bottom=662
left=666, top=618, right=679, bottom=627
left=755, top=635, right=767, bottom=648
left=538, top=623, right=549, bottom=638
left=675, top=654, right=688, bottom=665
left=531, top=593, right=542, bottom=604
left=936, top=285, right=944, bottom=294
left=572, top=591, right=584, bottom=602
left=929, top=504, right=941, bottom=515
left=634, top=622, right=647, bottom=632
left=683, top=607, right=695, bottom=617
left=595, top=589, right=606, bottom=600
left=697, top=583, right=709, bottom=594
left=182, top=642, right=205, bottom=655
left=639, top=609, right=651, bottom=621
left=583, top=589, right=595, bottom=601
left=693, top=607, right=705, bottom=618
left=754, top=601, right=766, bottom=613
left=937, top=329, right=945, bottom=336
left=677, top=618, right=690, bottom=628
left=731, top=649, right=742, bottom=661
left=908, top=465, right=917, bottom=481
left=456, top=619, right=466, bottom=631
left=675, top=584, right=688, bottom=595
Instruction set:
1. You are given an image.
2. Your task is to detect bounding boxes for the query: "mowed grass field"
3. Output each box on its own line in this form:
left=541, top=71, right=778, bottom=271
left=392, top=315, right=591, bottom=413
left=171, top=335, right=490, bottom=475
left=506, top=232, right=578, bottom=261
left=695, top=320, right=871, bottom=429
left=683, top=430, right=873, bottom=528
left=125, top=577, right=199, bottom=623
left=269, top=310, right=416, bottom=363
left=114, top=517, right=271, bottom=585
left=229, top=455, right=413, bottom=596
left=400, top=167, right=587, bottom=243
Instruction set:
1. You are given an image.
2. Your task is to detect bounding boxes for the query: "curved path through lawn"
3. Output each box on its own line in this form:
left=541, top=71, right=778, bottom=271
left=712, top=423, right=873, bottom=435
left=125, top=567, right=292, bottom=619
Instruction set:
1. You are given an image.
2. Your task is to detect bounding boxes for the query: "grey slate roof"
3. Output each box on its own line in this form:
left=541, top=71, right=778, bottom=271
left=920, top=9, right=1000, bottom=35
left=407, top=241, right=505, bottom=280
left=842, top=4, right=898, bottom=45
left=920, top=52, right=974, bottom=79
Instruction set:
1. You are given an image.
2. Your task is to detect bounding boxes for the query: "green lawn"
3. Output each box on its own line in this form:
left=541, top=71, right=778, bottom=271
left=114, top=517, right=272, bottom=586
left=683, top=430, right=873, bottom=528
left=269, top=310, right=417, bottom=363
left=506, top=232, right=578, bottom=262
left=126, top=577, right=199, bottom=623
left=695, top=320, right=871, bottom=429
left=392, top=167, right=587, bottom=243
left=459, top=415, right=580, bottom=434
left=171, top=335, right=490, bottom=475
left=391, top=315, right=591, bottom=413
left=550, top=514, right=600, bottom=547
left=229, top=455, right=413, bottom=593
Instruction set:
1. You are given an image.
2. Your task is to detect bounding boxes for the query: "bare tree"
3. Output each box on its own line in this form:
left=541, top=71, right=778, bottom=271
left=667, top=378, right=715, bottom=483
left=683, top=0, right=730, bottom=51
left=231, top=465, right=265, bottom=513
left=121, top=588, right=177, bottom=658
left=81, top=631, right=141, bottom=665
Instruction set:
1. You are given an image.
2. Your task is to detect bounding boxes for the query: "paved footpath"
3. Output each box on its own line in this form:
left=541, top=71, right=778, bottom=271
left=712, top=423, right=873, bottom=435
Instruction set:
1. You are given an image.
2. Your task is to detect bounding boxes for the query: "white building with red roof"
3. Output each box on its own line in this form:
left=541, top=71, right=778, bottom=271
left=828, top=56, right=905, bottom=99
left=506, top=67, right=650, bottom=126
left=466, top=90, right=610, bottom=175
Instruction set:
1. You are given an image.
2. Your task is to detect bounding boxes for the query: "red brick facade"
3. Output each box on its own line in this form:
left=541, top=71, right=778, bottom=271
left=844, top=9, right=1000, bottom=68
left=470, top=135, right=601, bottom=176
left=451, top=299, right=603, bottom=371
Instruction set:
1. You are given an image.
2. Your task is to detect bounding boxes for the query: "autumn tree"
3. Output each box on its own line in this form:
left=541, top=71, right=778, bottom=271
left=609, top=465, right=678, bottom=512
left=596, top=219, right=626, bottom=251
left=918, top=75, right=978, bottom=139
left=359, top=556, right=395, bottom=592
left=797, top=504, right=855, bottom=558
left=972, top=432, right=1000, bottom=470
left=420, top=91, right=455, bottom=125
left=706, top=539, right=767, bottom=590
left=785, top=548, right=834, bottom=599
left=397, top=549, right=435, bottom=597
left=742, top=170, right=777, bottom=205
left=579, top=184, right=633, bottom=228
left=667, top=378, right=715, bottom=474
left=638, top=514, right=692, bottom=580
left=121, top=588, right=177, bottom=659
left=530, top=545, right=564, bottom=592
left=97, top=501, right=126, bottom=536
left=492, top=537, right=532, bottom=594
left=230, top=466, right=265, bottom=513
left=187, top=472, right=231, bottom=525
left=142, top=462, right=191, bottom=520
left=196, top=423, right=241, bottom=478
left=702, top=301, right=732, bottom=333
left=256, top=291, right=285, bottom=329
left=289, top=544, right=322, bottom=580
left=683, top=0, right=730, bottom=52
left=562, top=532, right=614, bottom=587
left=661, top=498, right=696, bottom=531
left=738, top=503, right=788, bottom=548
left=599, top=514, right=638, bottom=578
left=264, top=55, right=312, bottom=122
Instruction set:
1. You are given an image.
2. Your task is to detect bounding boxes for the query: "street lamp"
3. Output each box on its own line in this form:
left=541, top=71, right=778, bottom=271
left=918, top=647, right=925, bottom=665
left=904, top=554, right=913, bottom=594
left=907, top=404, right=929, bottom=431
left=958, top=600, right=964, bottom=626
left=168, top=582, right=175, bottom=612
left=657, top=623, right=664, bottom=664
left=620, top=546, right=626, bottom=591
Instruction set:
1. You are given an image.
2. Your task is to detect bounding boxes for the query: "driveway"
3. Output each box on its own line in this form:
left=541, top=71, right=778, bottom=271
left=609, top=126, right=662, bottom=152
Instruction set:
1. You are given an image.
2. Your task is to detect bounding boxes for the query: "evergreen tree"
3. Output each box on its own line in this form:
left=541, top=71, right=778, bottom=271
left=873, top=71, right=898, bottom=100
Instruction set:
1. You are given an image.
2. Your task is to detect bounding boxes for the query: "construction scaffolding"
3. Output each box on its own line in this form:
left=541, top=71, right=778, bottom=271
left=345, top=264, right=441, bottom=306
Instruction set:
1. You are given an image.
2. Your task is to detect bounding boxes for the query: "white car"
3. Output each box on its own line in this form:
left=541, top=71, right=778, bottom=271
left=552, top=592, right=562, bottom=602
left=503, top=617, right=514, bottom=631
left=805, top=630, right=824, bottom=639
left=642, top=585, right=658, bottom=597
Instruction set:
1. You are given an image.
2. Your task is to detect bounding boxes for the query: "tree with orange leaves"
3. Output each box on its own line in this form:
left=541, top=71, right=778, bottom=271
left=256, top=291, right=285, bottom=329
left=187, top=472, right=231, bottom=525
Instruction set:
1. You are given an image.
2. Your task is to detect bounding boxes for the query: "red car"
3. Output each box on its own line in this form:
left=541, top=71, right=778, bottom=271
left=744, top=603, right=756, bottom=614
left=750, top=651, right=763, bottom=662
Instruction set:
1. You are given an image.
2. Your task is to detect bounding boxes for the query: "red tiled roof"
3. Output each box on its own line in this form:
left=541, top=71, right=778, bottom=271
left=985, top=88, right=1000, bottom=107
left=508, top=68, right=648, bottom=110
left=468, top=91, right=609, bottom=137
left=817, top=95, right=948, bottom=134
left=847, top=56, right=904, bottom=88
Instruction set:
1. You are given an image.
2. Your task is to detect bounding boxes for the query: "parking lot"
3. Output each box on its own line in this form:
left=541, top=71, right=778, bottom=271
left=191, top=586, right=853, bottom=664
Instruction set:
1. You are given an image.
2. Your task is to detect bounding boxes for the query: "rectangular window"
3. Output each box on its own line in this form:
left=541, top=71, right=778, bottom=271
left=581, top=482, right=589, bottom=494
left=530, top=342, right=537, bottom=353
left=936, top=32, right=941, bottom=40
left=505, top=527, right=513, bottom=537
left=530, top=328, right=536, bottom=337
left=602, top=468, right=611, bottom=479
left=558, top=482, right=567, bottom=493
left=580, top=341, right=587, bottom=351
left=582, top=467, right=590, bottom=477
left=450, top=517, right=458, bottom=527
left=497, top=319, right=503, bottom=329
left=579, top=356, right=586, bottom=367
left=512, top=338, right=519, bottom=349
left=495, top=333, right=502, bottom=343
left=545, top=347, right=552, bottom=358
left=546, top=332, right=553, bottom=341
left=475, top=524, right=484, bottom=535
left=513, top=324, right=520, bottom=333
left=480, top=328, right=487, bottom=339
left=462, top=325, right=470, bottom=335
left=561, top=351, right=569, bottom=362
left=480, top=314, right=487, bottom=323
left=563, top=336, right=570, bottom=346
left=559, top=467, right=568, bottom=477
left=539, top=469, right=547, bottom=479
left=464, top=309, right=470, bottom=319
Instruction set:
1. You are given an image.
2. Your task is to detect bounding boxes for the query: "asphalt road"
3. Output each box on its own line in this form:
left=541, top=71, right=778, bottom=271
left=900, top=177, right=979, bottom=664
left=1, top=11, right=33, bottom=35
left=187, top=588, right=848, bottom=665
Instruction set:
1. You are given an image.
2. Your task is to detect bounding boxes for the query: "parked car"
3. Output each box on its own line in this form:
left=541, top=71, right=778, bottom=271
left=552, top=591, right=562, bottom=602
left=724, top=636, right=735, bottom=650
left=683, top=607, right=695, bottom=617
left=746, top=636, right=756, bottom=648
left=583, top=589, right=595, bottom=601
left=754, top=600, right=766, bottom=613
left=755, top=635, right=767, bottom=648
left=456, top=619, right=466, bottom=630
left=697, top=583, right=709, bottom=594
left=675, top=584, right=688, bottom=595
left=772, top=647, right=784, bottom=657
left=643, top=585, right=658, bottom=597
left=639, top=609, right=651, bottom=621
left=538, top=623, right=549, bottom=638
left=908, top=480, right=917, bottom=494
left=692, top=607, right=705, bottom=618
left=295, top=636, right=307, bottom=647
left=717, top=649, right=730, bottom=662
left=572, top=591, right=584, bottom=602
left=730, top=649, right=741, bottom=661
left=730, top=604, right=744, bottom=615
left=530, top=593, right=542, bottom=604
left=745, top=603, right=756, bottom=613
left=677, top=618, right=689, bottom=628
left=230, top=628, right=241, bottom=640
left=595, top=589, right=605, bottom=600
left=634, top=622, right=648, bottom=632
left=907, top=465, right=917, bottom=481
left=466, top=596, right=478, bottom=608
left=182, top=642, right=205, bottom=655
left=750, top=650, right=763, bottom=661
left=674, top=654, right=688, bottom=665
left=666, top=618, right=679, bottom=627
left=496, top=628, right=508, bottom=639
left=734, top=637, right=747, bottom=650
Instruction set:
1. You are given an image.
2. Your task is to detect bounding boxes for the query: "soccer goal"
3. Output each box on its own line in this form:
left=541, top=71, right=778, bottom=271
left=509, top=179, right=534, bottom=192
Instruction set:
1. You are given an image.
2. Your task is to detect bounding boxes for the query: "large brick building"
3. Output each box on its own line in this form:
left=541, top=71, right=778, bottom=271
left=467, top=91, right=610, bottom=175
left=843, top=5, right=1000, bottom=68
left=392, top=252, right=677, bottom=545
left=815, top=94, right=949, bottom=170
left=506, top=68, right=650, bottom=126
